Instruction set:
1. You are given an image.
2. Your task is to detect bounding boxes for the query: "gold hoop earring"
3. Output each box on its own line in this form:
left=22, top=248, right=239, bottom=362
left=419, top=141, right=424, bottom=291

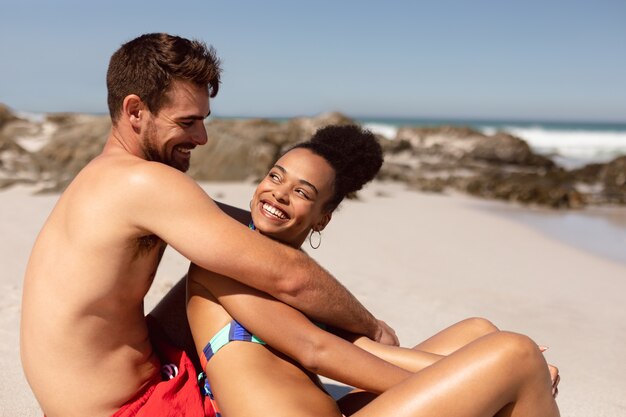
left=308, top=230, right=322, bottom=249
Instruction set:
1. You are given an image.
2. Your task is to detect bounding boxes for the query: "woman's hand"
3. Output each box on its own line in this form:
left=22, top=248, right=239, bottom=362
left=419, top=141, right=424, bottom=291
left=539, top=346, right=560, bottom=398
left=548, top=364, right=560, bottom=398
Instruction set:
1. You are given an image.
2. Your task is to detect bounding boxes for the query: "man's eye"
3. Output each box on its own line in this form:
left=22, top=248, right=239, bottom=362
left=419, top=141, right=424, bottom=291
left=296, top=189, right=309, bottom=199
left=179, top=121, right=193, bottom=128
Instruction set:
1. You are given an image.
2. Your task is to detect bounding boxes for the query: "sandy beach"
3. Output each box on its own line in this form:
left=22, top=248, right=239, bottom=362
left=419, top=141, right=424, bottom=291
left=2, top=181, right=626, bottom=416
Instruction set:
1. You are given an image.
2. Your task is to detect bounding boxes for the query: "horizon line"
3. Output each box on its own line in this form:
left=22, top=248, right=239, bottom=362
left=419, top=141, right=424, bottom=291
left=7, top=106, right=626, bottom=126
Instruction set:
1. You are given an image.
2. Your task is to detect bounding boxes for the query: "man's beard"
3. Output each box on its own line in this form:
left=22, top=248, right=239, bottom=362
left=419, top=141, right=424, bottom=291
left=142, top=121, right=188, bottom=172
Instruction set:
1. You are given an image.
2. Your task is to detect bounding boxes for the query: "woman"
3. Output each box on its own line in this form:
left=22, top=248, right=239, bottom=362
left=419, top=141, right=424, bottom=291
left=187, top=125, right=560, bottom=417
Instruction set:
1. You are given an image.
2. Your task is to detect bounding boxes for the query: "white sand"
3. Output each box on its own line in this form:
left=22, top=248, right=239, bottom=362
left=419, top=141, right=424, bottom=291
left=2, top=182, right=625, bottom=416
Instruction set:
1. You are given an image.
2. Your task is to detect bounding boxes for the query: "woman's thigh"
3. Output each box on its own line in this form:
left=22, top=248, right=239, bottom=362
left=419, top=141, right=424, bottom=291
left=208, top=343, right=343, bottom=417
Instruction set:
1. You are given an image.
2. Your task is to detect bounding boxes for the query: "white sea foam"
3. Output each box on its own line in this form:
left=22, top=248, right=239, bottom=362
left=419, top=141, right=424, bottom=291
left=481, top=126, right=626, bottom=168
left=362, top=123, right=398, bottom=140
left=14, top=111, right=46, bottom=123
left=362, top=121, right=626, bottom=167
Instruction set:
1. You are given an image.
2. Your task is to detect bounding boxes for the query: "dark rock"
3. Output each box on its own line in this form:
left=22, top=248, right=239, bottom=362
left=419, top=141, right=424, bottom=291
left=600, top=156, right=626, bottom=203
left=36, top=115, right=111, bottom=192
left=0, top=105, right=624, bottom=209
left=467, top=132, right=555, bottom=168
left=408, top=177, right=449, bottom=193
left=382, top=138, right=412, bottom=154
left=570, top=163, right=604, bottom=184
left=188, top=118, right=285, bottom=181
left=46, top=112, right=80, bottom=125
left=380, top=124, right=601, bottom=208
left=188, top=112, right=357, bottom=182
left=0, top=103, right=20, bottom=128
left=461, top=170, right=585, bottom=209
left=0, top=132, right=41, bottom=187
left=283, top=112, right=355, bottom=144
left=0, top=106, right=45, bottom=188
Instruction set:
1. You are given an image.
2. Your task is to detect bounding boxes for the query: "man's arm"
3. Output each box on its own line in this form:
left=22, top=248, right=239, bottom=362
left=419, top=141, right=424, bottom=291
left=188, top=264, right=412, bottom=393
left=131, top=165, right=394, bottom=342
left=213, top=200, right=251, bottom=225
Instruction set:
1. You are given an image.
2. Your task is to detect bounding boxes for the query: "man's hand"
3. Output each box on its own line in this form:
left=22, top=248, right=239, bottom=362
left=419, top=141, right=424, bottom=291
left=374, top=320, right=399, bottom=346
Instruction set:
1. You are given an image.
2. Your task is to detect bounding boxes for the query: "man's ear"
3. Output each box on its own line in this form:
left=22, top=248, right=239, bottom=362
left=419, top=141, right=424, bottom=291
left=122, top=94, right=145, bottom=130
left=314, top=212, right=332, bottom=232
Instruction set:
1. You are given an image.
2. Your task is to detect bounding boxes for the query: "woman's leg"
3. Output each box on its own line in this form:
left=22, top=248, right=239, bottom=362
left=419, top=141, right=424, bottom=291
left=413, top=318, right=559, bottom=400
left=350, top=331, right=559, bottom=417
left=338, top=318, right=501, bottom=413
left=413, top=317, right=499, bottom=355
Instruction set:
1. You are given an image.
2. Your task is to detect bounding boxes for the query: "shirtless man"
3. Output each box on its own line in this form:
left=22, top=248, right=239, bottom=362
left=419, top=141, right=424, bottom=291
left=20, top=33, right=395, bottom=417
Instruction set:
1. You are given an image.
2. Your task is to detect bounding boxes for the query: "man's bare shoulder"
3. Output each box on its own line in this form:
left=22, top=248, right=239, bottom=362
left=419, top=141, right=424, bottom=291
left=85, top=151, right=190, bottom=187
left=58, top=151, right=214, bottom=241
left=76, top=152, right=205, bottom=205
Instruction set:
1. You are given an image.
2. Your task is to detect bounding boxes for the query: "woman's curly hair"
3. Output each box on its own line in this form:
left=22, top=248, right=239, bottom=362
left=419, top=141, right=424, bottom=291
left=289, top=124, right=383, bottom=212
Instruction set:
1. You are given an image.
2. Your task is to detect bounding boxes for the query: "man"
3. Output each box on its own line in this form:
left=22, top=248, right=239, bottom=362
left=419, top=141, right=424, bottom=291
left=20, top=33, right=396, bottom=417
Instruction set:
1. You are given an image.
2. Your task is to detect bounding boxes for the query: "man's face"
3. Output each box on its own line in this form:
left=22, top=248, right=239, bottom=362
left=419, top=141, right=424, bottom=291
left=141, top=80, right=211, bottom=172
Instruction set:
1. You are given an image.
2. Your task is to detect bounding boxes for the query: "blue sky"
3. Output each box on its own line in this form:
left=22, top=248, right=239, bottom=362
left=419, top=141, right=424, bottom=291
left=1, top=0, right=625, bottom=121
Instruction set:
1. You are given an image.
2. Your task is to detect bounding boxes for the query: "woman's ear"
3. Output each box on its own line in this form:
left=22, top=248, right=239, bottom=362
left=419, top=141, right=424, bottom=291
left=122, top=94, right=145, bottom=130
left=314, top=212, right=332, bottom=232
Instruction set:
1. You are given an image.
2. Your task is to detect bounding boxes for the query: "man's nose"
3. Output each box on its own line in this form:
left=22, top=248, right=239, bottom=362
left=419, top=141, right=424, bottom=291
left=191, top=121, right=208, bottom=145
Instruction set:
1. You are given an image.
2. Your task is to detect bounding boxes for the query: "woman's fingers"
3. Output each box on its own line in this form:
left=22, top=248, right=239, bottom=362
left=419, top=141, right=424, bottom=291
left=551, top=370, right=560, bottom=398
left=538, top=345, right=560, bottom=398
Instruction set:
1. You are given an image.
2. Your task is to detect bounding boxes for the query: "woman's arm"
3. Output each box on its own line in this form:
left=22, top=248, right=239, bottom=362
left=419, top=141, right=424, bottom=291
left=188, top=263, right=410, bottom=394
left=346, top=335, right=442, bottom=373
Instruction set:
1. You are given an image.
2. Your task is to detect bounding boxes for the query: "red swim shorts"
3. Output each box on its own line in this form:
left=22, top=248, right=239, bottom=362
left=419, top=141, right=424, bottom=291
left=111, top=315, right=218, bottom=417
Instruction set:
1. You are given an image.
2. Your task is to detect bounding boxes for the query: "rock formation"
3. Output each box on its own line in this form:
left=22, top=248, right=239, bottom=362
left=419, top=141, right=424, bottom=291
left=0, top=102, right=624, bottom=209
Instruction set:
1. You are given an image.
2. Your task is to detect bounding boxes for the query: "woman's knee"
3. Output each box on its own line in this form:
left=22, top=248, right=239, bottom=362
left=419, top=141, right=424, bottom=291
left=491, top=331, right=545, bottom=370
left=459, top=317, right=499, bottom=337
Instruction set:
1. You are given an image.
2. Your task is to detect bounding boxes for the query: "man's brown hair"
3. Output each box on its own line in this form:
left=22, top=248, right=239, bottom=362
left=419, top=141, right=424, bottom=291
left=106, top=33, right=221, bottom=123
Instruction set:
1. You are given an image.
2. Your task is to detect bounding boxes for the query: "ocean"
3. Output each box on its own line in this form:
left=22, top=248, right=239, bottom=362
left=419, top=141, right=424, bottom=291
left=356, top=117, right=626, bottom=169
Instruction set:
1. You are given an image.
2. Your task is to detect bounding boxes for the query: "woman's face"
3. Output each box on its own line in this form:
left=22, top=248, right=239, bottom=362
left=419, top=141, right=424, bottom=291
left=250, top=148, right=335, bottom=248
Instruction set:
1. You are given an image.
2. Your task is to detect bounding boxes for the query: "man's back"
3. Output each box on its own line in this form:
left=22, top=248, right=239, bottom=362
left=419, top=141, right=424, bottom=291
left=21, top=152, right=166, bottom=417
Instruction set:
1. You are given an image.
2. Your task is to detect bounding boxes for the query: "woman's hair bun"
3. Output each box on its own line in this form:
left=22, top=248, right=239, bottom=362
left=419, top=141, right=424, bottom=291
left=290, top=124, right=383, bottom=211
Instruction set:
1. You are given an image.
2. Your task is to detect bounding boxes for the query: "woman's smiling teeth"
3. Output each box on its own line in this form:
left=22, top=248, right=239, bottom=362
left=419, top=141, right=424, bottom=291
left=263, top=202, right=288, bottom=219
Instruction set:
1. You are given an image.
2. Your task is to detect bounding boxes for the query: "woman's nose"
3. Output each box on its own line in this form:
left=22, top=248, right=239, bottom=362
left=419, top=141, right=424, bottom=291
left=273, top=186, right=289, bottom=203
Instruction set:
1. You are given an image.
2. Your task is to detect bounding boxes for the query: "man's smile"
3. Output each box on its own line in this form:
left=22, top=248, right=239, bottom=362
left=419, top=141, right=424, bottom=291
left=174, top=144, right=195, bottom=155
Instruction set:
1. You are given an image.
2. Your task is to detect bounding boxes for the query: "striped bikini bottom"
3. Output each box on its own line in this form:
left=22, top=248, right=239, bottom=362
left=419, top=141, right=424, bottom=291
left=198, top=319, right=340, bottom=416
left=201, top=319, right=265, bottom=368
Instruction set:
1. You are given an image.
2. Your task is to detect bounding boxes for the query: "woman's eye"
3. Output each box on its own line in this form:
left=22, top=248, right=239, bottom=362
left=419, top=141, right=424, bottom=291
left=296, top=189, right=309, bottom=199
